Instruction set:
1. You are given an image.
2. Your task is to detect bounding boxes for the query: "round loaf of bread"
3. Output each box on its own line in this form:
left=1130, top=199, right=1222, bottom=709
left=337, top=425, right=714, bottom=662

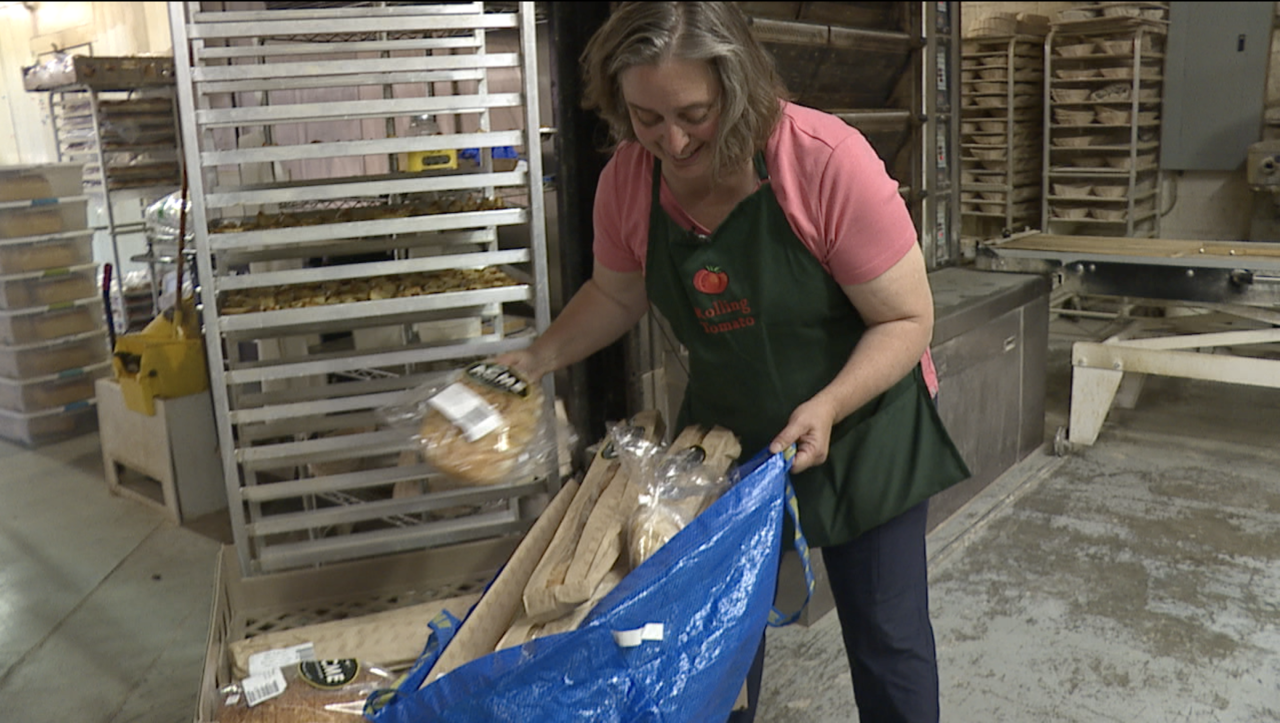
left=419, top=361, right=543, bottom=486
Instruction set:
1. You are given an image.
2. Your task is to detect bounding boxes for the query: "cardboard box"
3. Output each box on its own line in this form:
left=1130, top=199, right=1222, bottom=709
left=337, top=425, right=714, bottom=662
left=96, top=379, right=225, bottom=524
left=195, top=537, right=521, bottom=723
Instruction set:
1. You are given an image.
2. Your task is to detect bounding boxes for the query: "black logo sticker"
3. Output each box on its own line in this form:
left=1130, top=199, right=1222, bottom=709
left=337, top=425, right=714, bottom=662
left=298, top=659, right=360, bottom=689
left=466, top=362, right=530, bottom=398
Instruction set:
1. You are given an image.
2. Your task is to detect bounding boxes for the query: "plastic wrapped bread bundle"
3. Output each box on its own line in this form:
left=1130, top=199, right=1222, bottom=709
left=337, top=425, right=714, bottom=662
left=143, top=190, right=191, bottom=245
left=625, top=425, right=741, bottom=568
left=22, top=54, right=76, bottom=90
left=512, top=412, right=666, bottom=636
left=378, top=360, right=558, bottom=487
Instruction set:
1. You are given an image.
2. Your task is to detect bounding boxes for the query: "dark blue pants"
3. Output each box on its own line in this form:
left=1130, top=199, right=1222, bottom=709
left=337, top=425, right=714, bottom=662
left=728, top=500, right=937, bottom=723
left=825, top=499, right=938, bottom=722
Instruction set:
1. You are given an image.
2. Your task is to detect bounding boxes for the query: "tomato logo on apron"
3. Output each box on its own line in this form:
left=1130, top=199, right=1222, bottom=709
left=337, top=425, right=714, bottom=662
left=693, top=266, right=729, bottom=294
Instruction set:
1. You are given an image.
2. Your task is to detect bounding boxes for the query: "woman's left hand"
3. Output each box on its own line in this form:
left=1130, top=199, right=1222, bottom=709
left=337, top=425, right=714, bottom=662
left=769, top=396, right=838, bottom=474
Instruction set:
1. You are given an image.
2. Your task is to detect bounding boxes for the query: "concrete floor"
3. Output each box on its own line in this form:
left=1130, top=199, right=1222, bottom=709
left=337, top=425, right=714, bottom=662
left=2, top=318, right=1278, bottom=721
left=760, top=321, right=1280, bottom=722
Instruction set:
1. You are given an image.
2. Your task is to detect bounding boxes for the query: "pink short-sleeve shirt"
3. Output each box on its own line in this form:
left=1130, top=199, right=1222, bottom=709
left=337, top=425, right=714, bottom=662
left=591, top=101, right=939, bottom=394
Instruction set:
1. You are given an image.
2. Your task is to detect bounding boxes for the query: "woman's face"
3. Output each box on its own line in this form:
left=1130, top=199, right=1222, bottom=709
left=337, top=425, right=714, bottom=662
left=619, top=58, right=721, bottom=184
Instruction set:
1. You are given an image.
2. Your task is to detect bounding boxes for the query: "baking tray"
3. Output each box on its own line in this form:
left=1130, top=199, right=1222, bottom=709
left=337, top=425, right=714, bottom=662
left=23, top=56, right=176, bottom=91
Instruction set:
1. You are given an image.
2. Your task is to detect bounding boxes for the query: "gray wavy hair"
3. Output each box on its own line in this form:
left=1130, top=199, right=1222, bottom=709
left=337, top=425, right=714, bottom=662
left=581, top=2, right=788, bottom=179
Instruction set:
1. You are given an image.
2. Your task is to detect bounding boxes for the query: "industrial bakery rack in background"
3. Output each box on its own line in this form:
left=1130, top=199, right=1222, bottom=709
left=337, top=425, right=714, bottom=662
left=1042, top=2, right=1168, bottom=238
left=26, top=56, right=184, bottom=332
left=168, top=1, right=553, bottom=576
left=741, top=2, right=961, bottom=271
left=960, top=33, right=1045, bottom=239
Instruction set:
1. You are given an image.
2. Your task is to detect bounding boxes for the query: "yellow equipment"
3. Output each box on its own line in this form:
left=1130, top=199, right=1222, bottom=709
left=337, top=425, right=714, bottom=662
left=405, top=114, right=457, bottom=171
left=111, top=298, right=207, bottom=416
left=407, top=148, right=459, bottom=171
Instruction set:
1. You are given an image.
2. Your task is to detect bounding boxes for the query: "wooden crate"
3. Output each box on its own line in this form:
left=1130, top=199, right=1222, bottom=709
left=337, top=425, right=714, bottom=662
left=194, top=538, right=518, bottom=723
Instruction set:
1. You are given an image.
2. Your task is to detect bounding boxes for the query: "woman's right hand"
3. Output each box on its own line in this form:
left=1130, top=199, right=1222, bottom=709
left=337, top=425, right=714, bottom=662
left=493, top=348, right=544, bottom=379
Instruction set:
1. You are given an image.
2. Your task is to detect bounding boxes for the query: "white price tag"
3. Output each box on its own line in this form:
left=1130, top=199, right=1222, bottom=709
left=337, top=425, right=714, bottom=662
left=428, top=383, right=503, bottom=442
left=612, top=622, right=665, bottom=648
left=247, top=642, right=316, bottom=677
left=242, top=667, right=287, bottom=707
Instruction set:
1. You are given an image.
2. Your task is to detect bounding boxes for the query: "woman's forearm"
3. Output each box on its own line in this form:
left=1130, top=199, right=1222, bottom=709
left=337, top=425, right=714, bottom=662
left=813, top=317, right=932, bottom=422
left=522, top=275, right=649, bottom=378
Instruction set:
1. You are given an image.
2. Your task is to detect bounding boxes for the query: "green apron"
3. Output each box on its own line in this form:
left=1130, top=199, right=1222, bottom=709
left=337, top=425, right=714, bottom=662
left=644, top=155, right=970, bottom=546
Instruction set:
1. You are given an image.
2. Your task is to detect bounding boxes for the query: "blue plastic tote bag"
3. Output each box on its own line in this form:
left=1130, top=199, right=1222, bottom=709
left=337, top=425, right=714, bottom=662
left=367, top=447, right=813, bottom=723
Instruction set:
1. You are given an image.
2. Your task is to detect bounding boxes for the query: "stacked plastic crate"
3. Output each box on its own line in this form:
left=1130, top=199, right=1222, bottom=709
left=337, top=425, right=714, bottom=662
left=0, top=163, right=109, bottom=446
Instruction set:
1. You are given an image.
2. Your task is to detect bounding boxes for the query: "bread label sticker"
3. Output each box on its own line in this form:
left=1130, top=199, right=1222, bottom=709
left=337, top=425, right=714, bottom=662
left=247, top=642, right=317, bottom=677
left=465, top=361, right=530, bottom=398
left=429, top=382, right=504, bottom=441
left=298, top=659, right=360, bottom=690
left=241, top=667, right=287, bottom=707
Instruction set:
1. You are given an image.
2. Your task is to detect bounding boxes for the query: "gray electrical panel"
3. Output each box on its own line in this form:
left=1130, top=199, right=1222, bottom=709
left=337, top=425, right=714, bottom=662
left=1161, top=1, right=1274, bottom=171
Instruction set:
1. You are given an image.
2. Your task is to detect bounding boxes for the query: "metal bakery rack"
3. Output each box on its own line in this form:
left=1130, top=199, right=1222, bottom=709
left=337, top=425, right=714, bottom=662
left=168, top=1, right=552, bottom=575
left=1042, top=4, right=1168, bottom=238
left=743, top=2, right=961, bottom=270
left=32, top=56, right=184, bottom=332
left=960, top=33, right=1045, bottom=238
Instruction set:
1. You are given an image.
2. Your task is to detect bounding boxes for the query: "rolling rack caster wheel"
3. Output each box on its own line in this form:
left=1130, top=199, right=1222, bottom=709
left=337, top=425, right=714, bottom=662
left=1053, top=426, right=1073, bottom=457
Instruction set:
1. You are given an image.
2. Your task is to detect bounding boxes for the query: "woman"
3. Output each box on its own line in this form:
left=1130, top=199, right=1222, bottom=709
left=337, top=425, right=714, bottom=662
left=500, top=3, right=969, bottom=721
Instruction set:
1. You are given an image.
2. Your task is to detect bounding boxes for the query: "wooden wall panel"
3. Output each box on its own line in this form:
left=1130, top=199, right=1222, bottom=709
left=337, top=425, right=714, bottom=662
left=0, top=4, right=51, bottom=164
left=0, top=2, right=172, bottom=165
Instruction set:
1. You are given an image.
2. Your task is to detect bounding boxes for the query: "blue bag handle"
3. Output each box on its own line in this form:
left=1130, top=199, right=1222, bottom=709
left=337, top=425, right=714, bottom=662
left=767, top=446, right=815, bottom=627
left=365, top=609, right=461, bottom=718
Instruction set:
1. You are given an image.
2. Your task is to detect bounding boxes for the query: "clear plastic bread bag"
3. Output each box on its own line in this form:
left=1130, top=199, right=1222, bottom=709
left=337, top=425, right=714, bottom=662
left=621, top=433, right=734, bottom=568
left=143, top=190, right=192, bottom=244
left=378, top=360, right=560, bottom=487
left=215, top=658, right=394, bottom=723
